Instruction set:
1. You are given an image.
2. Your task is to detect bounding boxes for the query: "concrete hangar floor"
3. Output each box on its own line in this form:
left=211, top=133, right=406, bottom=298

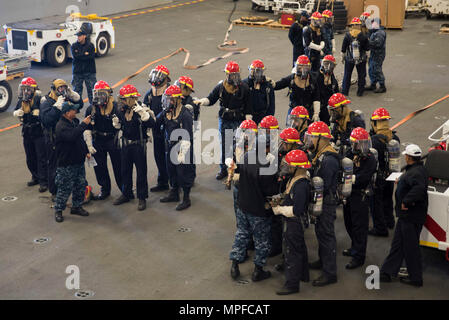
left=0, top=0, right=448, bottom=299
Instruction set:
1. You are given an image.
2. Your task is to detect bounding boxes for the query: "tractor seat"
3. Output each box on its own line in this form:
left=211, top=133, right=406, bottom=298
left=425, top=150, right=449, bottom=192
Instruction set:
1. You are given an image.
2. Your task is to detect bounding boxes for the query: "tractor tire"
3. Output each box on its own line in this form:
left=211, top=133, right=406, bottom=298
left=46, top=42, right=67, bottom=67
left=95, top=32, right=110, bottom=57
left=0, top=80, right=12, bottom=112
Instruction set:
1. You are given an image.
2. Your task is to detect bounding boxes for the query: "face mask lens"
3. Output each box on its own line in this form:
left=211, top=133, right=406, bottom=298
left=251, top=69, right=263, bottom=82
left=149, top=70, right=165, bottom=87
left=57, top=85, right=68, bottom=96
left=227, top=73, right=241, bottom=85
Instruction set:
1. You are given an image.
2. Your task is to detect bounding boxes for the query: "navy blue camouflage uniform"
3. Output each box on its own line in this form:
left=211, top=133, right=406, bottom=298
left=40, top=93, right=83, bottom=196
left=54, top=117, right=89, bottom=212
left=368, top=27, right=386, bottom=88
left=71, top=39, right=97, bottom=104
left=321, top=22, right=334, bottom=56
left=230, top=150, right=279, bottom=267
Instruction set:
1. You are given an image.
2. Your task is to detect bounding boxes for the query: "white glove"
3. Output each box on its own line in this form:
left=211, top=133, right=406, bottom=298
left=148, top=108, right=156, bottom=121
left=268, top=78, right=276, bottom=88
left=272, top=206, right=295, bottom=217
left=245, top=114, right=253, bottom=121
left=312, top=101, right=320, bottom=122
left=67, top=87, right=80, bottom=101
left=352, top=175, right=356, bottom=184
left=13, top=109, right=24, bottom=117
left=233, top=173, right=240, bottom=183
left=195, top=98, right=210, bottom=107
left=83, top=130, right=97, bottom=155
left=133, top=103, right=150, bottom=121
left=225, top=157, right=234, bottom=168
left=266, top=153, right=276, bottom=164
left=320, top=50, right=324, bottom=56
left=309, top=41, right=325, bottom=51
left=54, top=95, right=65, bottom=110
left=112, top=115, right=121, bottom=129
left=332, top=39, right=336, bottom=55
left=177, top=140, right=191, bottom=164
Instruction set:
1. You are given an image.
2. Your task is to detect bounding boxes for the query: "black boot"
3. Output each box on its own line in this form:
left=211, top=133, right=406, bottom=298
left=231, top=260, right=240, bottom=280
left=94, top=191, right=110, bottom=200
left=374, top=84, right=386, bottom=93
left=27, top=179, right=39, bottom=187
left=252, top=265, right=271, bottom=282
left=356, top=88, right=364, bottom=96
left=345, top=259, right=364, bottom=269
left=160, top=188, right=180, bottom=203
left=365, top=83, right=376, bottom=91
left=342, top=248, right=353, bottom=257
left=150, top=184, right=169, bottom=192
left=55, top=211, right=64, bottom=223
left=138, top=199, right=146, bottom=211
left=274, top=263, right=285, bottom=272
left=70, top=207, right=89, bottom=216
left=399, top=276, right=423, bottom=287
left=215, top=169, right=228, bottom=180
left=38, top=185, right=48, bottom=193
left=176, top=188, right=191, bottom=211
left=113, top=194, right=130, bottom=205
left=368, top=228, right=388, bottom=237
left=312, top=273, right=337, bottom=287
left=276, top=285, right=299, bottom=295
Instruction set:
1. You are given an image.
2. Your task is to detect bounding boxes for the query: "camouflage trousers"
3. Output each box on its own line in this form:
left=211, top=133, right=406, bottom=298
left=368, top=54, right=385, bottom=86
left=230, top=209, right=272, bottom=267
left=55, top=164, right=87, bottom=212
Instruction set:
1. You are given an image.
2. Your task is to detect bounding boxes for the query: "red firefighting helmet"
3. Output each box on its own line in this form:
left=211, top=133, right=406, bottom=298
left=177, top=76, right=194, bottom=92
left=249, top=59, right=265, bottom=70
left=311, top=12, right=323, bottom=20
left=371, top=107, right=391, bottom=120
left=350, top=17, right=362, bottom=25
left=296, top=55, right=311, bottom=66
left=118, top=84, right=141, bottom=98
left=285, top=149, right=311, bottom=168
left=280, top=127, right=300, bottom=143
left=94, top=80, right=111, bottom=91
left=239, top=119, right=258, bottom=132
left=322, top=10, right=333, bottom=18
left=306, top=121, right=333, bottom=139
left=350, top=127, right=370, bottom=142
left=224, top=61, right=240, bottom=73
left=323, top=55, right=336, bottom=64
left=21, top=77, right=38, bottom=87
left=260, top=115, right=279, bottom=129
left=328, top=93, right=351, bottom=109
left=155, top=65, right=170, bottom=76
left=290, top=106, right=309, bottom=119
left=164, top=85, right=182, bottom=97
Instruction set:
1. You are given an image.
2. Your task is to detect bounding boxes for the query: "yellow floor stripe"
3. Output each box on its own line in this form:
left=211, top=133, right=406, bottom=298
left=111, top=0, right=205, bottom=20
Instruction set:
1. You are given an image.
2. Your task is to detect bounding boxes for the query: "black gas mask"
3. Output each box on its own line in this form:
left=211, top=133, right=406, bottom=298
left=321, top=60, right=335, bottom=75
left=149, top=69, right=167, bottom=87
left=296, top=64, right=311, bottom=80
left=162, top=95, right=179, bottom=113
left=56, top=85, right=68, bottom=98
left=92, top=90, right=109, bottom=106
left=329, top=106, right=343, bottom=122
left=249, top=68, right=264, bottom=83
left=21, top=86, right=35, bottom=102
left=226, top=72, right=241, bottom=87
